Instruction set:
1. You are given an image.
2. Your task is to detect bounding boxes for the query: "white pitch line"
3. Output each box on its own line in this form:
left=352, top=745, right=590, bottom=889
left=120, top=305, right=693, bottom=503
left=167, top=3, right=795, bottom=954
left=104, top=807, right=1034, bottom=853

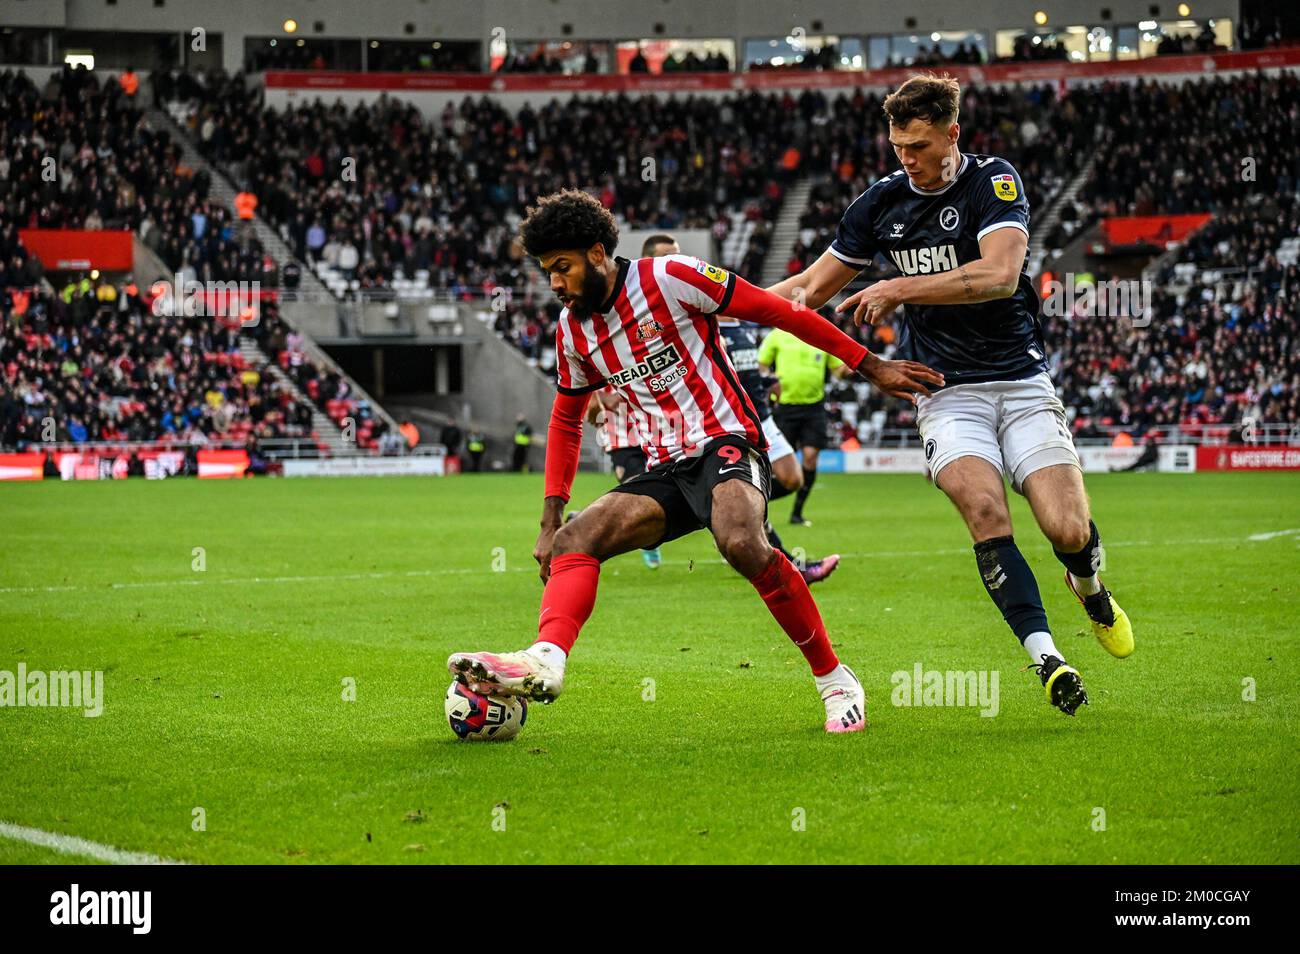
left=0, top=533, right=1289, bottom=595
left=0, top=820, right=185, bottom=865
left=1247, top=528, right=1300, bottom=541
left=0, top=565, right=531, bottom=595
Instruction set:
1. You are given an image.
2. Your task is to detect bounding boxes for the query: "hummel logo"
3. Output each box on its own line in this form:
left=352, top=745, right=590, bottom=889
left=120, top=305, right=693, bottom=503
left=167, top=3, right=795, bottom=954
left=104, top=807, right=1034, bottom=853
left=983, top=564, right=1007, bottom=590
left=891, top=223, right=905, bottom=235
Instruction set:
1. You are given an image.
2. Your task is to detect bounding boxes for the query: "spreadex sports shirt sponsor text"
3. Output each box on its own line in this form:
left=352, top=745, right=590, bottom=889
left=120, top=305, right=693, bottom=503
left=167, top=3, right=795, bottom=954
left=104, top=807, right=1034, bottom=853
left=603, top=343, right=688, bottom=393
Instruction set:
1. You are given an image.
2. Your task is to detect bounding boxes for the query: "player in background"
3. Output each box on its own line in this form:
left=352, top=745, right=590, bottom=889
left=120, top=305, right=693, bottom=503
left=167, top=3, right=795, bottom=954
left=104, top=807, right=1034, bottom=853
left=641, top=233, right=840, bottom=583
left=767, top=75, right=1134, bottom=716
left=448, top=190, right=942, bottom=733
left=577, top=384, right=663, bottom=569
left=757, top=324, right=854, bottom=526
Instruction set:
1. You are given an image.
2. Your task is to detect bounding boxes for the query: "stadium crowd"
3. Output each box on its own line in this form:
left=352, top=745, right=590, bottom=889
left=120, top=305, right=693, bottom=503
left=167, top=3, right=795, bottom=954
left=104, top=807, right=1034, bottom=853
left=167, top=68, right=1300, bottom=444
left=0, top=63, right=389, bottom=454
left=2, top=57, right=1296, bottom=455
left=0, top=274, right=398, bottom=453
left=1076, top=74, right=1300, bottom=221
left=1047, top=276, right=1298, bottom=438
left=0, top=66, right=274, bottom=287
left=786, top=81, right=1104, bottom=277
left=178, top=76, right=799, bottom=303
left=0, top=280, right=316, bottom=450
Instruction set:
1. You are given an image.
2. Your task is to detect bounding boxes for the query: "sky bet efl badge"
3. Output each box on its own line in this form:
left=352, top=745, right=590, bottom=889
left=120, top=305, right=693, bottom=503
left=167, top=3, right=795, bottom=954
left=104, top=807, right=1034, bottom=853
left=696, top=262, right=729, bottom=284
left=991, top=174, right=1018, bottom=201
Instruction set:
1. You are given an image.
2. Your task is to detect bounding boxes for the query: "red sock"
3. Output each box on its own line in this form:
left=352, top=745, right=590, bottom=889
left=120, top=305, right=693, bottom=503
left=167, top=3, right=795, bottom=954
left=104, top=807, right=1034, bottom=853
left=534, top=553, right=600, bottom=654
left=750, top=551, right=839, bottom=676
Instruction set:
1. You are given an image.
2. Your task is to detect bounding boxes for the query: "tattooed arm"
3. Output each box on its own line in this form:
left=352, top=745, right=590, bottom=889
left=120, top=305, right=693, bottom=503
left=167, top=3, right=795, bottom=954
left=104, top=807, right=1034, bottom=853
left=835, top=227, right=1028, bottom=326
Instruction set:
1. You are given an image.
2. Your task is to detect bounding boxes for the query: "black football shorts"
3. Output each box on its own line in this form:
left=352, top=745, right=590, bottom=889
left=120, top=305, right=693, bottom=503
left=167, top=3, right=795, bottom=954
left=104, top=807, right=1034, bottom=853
left=608, top=435, right=771, bottom=546
left=772, top=402, right=829, bottom=451
left=609, top=446, right=648, bottom=482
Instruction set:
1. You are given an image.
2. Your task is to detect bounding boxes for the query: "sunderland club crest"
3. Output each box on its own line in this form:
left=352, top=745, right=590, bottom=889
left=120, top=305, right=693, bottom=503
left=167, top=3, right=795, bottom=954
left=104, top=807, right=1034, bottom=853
left=636, top=316, right=665, bottom=341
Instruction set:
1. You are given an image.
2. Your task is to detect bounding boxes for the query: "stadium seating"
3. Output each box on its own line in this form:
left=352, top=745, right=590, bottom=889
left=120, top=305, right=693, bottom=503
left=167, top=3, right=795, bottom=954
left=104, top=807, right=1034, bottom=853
left=0, top=67, right=270, bottom=285
left=0, top=281, right=321, bottom=449
left=785, top=82, right=1105, bottom=278
left=176, top=76, right=793, bottom=292
left=4, top=61, right=1296, bottom=455
left=0, top=65, right=392, bottom=454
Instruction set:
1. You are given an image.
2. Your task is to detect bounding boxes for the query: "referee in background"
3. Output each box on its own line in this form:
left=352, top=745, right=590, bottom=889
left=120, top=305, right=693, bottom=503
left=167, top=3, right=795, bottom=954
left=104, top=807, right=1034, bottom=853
left=758, top=313, right=853, bottom=525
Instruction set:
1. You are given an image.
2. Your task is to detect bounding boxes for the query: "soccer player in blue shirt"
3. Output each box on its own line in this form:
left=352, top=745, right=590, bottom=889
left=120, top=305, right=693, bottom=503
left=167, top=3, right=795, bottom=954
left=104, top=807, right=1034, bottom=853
left=769, top=74, right=1134, bottom=716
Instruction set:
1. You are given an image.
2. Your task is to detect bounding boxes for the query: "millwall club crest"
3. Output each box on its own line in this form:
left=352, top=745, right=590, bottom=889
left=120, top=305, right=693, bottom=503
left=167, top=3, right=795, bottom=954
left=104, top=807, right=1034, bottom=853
left=636, top=316, right=665, bottom=341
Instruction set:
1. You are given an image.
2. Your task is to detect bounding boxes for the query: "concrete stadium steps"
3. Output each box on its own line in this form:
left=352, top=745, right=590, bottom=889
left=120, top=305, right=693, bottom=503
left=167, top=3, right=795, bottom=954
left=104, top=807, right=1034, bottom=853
left=1028, top=146, right=1100, bottom=278
left=150, top=104, right=400, bottom=439
left=760, top=176, right=815, bottom=287
left=237, top=339, right=354, bottom=457
left=719, top=212, right=755, bottom=270
left=147, top=106, right=332, bottom=303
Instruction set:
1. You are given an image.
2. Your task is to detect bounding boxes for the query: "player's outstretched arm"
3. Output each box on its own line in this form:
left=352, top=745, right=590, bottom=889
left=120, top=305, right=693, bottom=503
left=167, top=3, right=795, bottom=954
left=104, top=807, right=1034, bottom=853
left=766, top=249, right=861, bottom=311
left=727, top=274, right=945, bottom=401
left=836, top=228, right=1028, bottom=326
left=536, top=391, right=590, bottom=582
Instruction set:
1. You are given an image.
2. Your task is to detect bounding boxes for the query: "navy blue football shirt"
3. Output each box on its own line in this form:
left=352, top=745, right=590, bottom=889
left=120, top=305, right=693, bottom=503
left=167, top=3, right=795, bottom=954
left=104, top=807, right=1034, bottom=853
left=829, top=153, right=1047, bottom=387
left=717, top=319, right=773, bottom=421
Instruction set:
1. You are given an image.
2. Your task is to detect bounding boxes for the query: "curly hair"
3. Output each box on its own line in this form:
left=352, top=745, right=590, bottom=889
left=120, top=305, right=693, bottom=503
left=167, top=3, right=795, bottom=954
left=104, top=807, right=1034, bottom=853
left=520, top=189, right=619, bottom=258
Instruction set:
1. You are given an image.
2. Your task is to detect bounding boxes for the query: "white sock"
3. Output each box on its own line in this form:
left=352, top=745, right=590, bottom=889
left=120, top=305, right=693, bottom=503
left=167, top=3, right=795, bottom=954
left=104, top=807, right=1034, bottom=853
left=1023, top=631, right=1062, bottom=664
left=814, top=663, right=851, bottom=693
left=525, top=641, right=567, bottom=673
left=1070, top=572, right=1103, bottom=596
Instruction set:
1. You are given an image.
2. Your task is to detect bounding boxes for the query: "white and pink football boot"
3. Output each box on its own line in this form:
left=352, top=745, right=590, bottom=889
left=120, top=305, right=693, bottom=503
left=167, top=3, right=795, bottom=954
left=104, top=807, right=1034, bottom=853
left=447, top=649, right=565, bottom=704
left=818, top=664, right=866, bottom=733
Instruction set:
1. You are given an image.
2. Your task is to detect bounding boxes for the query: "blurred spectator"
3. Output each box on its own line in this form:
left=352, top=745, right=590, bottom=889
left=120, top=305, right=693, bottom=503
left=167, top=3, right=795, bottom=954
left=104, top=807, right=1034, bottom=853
left=466, top=428, right=486, bottom=471
left=512, top=414, right=532, bottom=471
left=440, top=418, right=463, bottom=466
left=118, top=66, right=139, bottom=99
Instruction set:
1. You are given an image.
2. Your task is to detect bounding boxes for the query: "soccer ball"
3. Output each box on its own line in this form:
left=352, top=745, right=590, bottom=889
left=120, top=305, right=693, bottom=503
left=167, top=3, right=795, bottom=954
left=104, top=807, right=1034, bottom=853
left=444, top=681, right=528, bottom=741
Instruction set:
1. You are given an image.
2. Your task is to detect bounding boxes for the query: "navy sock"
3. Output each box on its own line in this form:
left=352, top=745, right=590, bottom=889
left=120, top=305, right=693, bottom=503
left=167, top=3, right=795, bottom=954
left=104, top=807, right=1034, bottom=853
left=1054, top=520, right=1102, bottom=579
left=764, top=522, right=792, bottom=560
left=792, top=466, right=816, bottom=516
left=973, top=535, right=1049, bottom=644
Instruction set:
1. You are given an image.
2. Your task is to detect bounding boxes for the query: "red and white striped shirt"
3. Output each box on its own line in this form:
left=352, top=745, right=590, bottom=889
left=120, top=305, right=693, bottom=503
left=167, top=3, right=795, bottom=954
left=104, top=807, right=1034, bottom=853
left=597, top=386, right=641, bottom=452
left=555, top=255, right=766, bottom=466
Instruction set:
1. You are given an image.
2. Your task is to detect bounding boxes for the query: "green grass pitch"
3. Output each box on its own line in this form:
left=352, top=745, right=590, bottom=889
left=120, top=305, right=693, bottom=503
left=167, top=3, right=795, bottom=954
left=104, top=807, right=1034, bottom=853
left=0, top=472, right=1296, bottom=864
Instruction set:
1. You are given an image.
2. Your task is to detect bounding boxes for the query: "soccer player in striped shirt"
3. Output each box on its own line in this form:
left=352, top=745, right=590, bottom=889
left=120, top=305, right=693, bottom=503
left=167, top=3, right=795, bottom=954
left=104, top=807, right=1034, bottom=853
left=586, top=384, right=664, bottom=569
left=642, top=232, right=842, bottom=583
left=448, top=190, right=941, bottom=733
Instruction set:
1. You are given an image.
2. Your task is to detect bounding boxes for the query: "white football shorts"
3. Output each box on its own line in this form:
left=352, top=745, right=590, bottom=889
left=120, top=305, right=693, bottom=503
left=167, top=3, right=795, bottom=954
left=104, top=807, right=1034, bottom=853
left=761, top=415, right=796, bottom=464
left=916, top=371, right=1080, bottom=494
